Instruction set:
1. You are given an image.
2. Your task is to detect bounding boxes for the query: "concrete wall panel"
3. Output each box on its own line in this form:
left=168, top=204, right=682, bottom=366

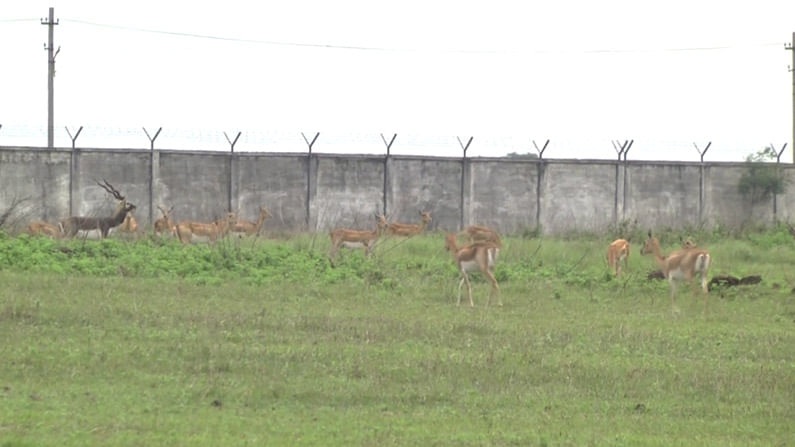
left=540, top=161, right=616, bottom=234
left=467, top=160, right=537, bottom=234
left=0, top=148, right=70, bottom=224
left=234, top=154, right=307, bottom=230
left=387, top=157, right=461, bottom=232
left=157, top=152, right=230, bottom=223
left=313, top=156, right=384, bottom=230
left=625, top=163, right=701, bottom=230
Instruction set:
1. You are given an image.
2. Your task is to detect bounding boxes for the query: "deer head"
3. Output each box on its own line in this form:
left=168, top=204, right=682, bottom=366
left=95, top=179, right=134, bottom=208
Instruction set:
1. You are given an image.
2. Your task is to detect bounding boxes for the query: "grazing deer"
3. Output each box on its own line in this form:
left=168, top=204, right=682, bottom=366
left=60, top=180, right=136, bottom=239
left=329, top=214, right=388, bottom=259
left=387, top=211, right=432, bottom=237
left=444, top=233, right=501, bottom=307
left=640, top=230, right=712, bottom=314
left=607, top=238, right=630, bottom=276
left=154, top=205, right=176, bottom=237
left=230, top=206, right=271, bottom=237
left=26, top=221, right=62, bottom=238
left=461, top=225, right=502, bottom=248
left=176, top=212, right=237, bottom=245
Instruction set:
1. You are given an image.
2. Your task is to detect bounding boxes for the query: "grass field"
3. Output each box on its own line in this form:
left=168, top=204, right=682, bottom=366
left=1, top=229, right=794, bottom=446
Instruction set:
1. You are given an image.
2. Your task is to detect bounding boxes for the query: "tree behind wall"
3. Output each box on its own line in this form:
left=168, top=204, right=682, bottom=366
left=738, top=147, right=788, bottom=203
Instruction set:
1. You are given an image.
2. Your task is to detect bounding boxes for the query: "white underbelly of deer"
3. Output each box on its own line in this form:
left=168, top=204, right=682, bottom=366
left=341, top=241, right=367, bottom=250
left=187, top=233, right=214, bottom=244
left=460, top=249, right=499, bottom=272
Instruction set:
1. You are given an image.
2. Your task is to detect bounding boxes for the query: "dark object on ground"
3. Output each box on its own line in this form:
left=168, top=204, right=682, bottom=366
left=708, top=274, right=762, bottom=290
left=647, top=271, right=762, bottom=290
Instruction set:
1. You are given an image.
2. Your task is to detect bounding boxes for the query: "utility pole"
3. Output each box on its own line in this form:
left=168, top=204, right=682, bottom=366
left=41, top=7, right=59, bottom=148
left=787, top=32, right=794, bottom=163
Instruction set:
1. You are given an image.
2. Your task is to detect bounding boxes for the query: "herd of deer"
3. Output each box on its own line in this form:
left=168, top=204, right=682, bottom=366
left=25, top=180, right=273, bottom=243
left=608, top=234, right=712, bottom=314
left=22, top=181, right=712, bottom=313
left=329, top=210, right=504, bottom=307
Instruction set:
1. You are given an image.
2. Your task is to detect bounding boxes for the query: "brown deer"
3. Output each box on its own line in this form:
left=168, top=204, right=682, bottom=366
left=118, top=210, right=139, bottom=237
left=230, top=206, right=271, bottom=237
left=329, top=214, right=388, bottom=259
left=461, top=225, right=502, bottom=248
left=444, top=233, right=501, bottom=307
left=26, top=221, right=62, bottom=238
left=176, top=212, right=237, bottom=245
left=387, top=211, right=432, bottom=237
left=607, top=238, right=630, bottom=276
left=60, top=180, right=136, bottom=239
left=640, top=230, right=712, bottom=314
left=154, top=205, right=176, bottom=237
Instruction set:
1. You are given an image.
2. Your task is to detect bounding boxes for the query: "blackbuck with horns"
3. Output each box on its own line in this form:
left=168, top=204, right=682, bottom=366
left=60, top=180, right=136, bottom=239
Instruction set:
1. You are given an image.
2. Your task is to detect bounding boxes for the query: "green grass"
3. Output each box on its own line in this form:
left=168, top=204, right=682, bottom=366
left=1, top=230, right=793, bottom=446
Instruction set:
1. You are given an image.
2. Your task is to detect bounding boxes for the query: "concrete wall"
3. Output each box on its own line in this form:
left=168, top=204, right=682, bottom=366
left=540, top=161, right=617, bottom=234
left=466, top=159, right=537, bottom=234
left=387, top=156, right=462, bottom=232
left=625, top=163, right=702, bottom=230
left=2, top=145, right=794, bottom=235
left=0, top=148, right=70, bottom=223
left=232, top=154, right=307, bottom=229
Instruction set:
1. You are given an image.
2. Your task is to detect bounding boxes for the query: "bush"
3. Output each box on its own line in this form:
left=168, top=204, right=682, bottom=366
left=738, top=147, right=788, bottom=202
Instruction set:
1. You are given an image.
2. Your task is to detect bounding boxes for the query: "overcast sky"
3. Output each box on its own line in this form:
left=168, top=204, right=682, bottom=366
left=1, top=0, right=793, bottom=161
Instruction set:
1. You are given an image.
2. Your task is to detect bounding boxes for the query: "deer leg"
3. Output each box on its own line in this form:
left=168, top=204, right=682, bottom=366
left=459, top=271, right=474, bottom=307
left=457, top=276, right=466, bottom=306
left=484, top=270, right=501, bottom=307
left=669, top=279, right=679, bottom=314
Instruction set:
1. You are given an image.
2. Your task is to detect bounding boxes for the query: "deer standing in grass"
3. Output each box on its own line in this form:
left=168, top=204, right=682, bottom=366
left=230, top=206, right=271, bottom=237
left=387, top=211, right=432, bottom=236
left=60, top=180, right=136, bottom=239
left=640, top=230, right=712, bottom=314
left=176, top=212, right=237, bottom=245
left=461, top=225, right=502, bottom=248
left=118, top=210, right=139, bottom=237
left=26, top=221, right=62, bottom=238
left=329, top=214, right=388, bottom=259
left=607, top=239, right=630, bottom=276
left=444, top=232, right=501, bottom=307
left=154, top=205, right=176, bottom=237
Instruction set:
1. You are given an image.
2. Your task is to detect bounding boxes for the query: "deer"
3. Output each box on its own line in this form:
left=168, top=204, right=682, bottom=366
left=461, top=224, right=502, bottom=248
left=153, top=205, right=176, bottom=237
left=607, top=238, right=630, bottom=276
left=176, top=212, right=237, bottom=245
left=329, top=214, right=388, bottom=259
left=60, top=180, right=136, bottom=239
left=640, top=230, right=712, bottom=315
left=387, top=211, right=432, bottom=237
left=444, top=232, right=501, bottom=307
left=26, top=221, right=63, bottom=238
left=230, top=206, right=271, bottom=237
left=118, top=210, right=139, bottom=238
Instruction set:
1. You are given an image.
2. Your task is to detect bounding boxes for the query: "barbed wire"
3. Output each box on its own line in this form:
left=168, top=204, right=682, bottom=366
left=0, top=123, right=778, bottom=162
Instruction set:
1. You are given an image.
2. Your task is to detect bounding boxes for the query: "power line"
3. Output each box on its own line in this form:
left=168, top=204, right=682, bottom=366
left=61, top=17, right=783, bottom=55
